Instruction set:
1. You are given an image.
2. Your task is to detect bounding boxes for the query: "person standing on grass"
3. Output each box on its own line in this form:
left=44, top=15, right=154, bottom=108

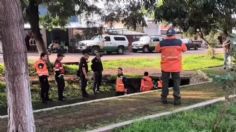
left=34, top=53, right=51, bottom=104
left=78, top=50, right=90, bottom=98
left=54, top=53, right=66, bottom=101
left=91, top=52, right=103, bottom=95
left=140, top=72, right=154, bottom=92
left=116, top=67, right=127, bottom=96
left=221, top=32, right=233, bottom=71
left=155, top=28, right=187, bottom=105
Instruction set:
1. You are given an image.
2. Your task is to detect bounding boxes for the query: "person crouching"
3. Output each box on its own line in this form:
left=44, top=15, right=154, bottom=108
left=140, top=72, right=154, bottom=92
left=116, top=67, right=127, bottom=96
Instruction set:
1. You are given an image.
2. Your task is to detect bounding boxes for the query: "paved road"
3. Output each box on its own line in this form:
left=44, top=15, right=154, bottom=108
left=0, top=48, right=223, bottom=63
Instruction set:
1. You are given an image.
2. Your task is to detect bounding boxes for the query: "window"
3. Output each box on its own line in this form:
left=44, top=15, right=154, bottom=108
left=114, top=37, right=126, bottom=41
left=152, top=38, right=160, bottom=42
left=104, top=36, right=111, bottom=41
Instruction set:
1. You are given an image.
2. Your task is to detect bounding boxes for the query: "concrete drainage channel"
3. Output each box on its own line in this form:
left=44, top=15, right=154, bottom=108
left=104, top=76, right=191, bottom=94
left=0, top=81, right=210, bottom=120
left=0, top=71, right=208, bottom=119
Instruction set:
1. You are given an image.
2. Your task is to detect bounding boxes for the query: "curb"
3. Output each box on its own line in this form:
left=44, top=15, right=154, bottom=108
left=0, top=81, right=211, bottom=119
left=88, top=95, right=235, bottom=132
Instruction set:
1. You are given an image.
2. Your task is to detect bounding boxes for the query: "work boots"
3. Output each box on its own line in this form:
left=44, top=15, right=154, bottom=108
left=174, top=96, right=181, bottom=105
left=161, top=96, right=168, bottom=104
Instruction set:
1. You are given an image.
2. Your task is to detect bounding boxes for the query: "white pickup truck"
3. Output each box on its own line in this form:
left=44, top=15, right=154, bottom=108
left=77, top=35, right=129, bottom=54
left=132, top=36, right=162, bottom=53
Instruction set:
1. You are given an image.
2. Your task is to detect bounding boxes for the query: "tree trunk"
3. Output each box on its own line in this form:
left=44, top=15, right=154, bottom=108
left=198, top=30, right=216, bottom=58
left=0, top=0, right=35, bottom=132
left=26, top=0, right=47, bottom=54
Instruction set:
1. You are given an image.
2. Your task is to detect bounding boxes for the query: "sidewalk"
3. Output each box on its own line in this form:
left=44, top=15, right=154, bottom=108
left=0, top=82, right=224, bottom=131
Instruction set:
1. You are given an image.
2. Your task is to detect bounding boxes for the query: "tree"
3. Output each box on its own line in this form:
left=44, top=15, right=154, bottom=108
left=22, top=0, right=100, bottom=53
left=122, top=1, right=147, bottom=30
left=151, top=0, right=236, bottom=58
left=153, top=0, right=236, bottom=35
left=0, top=0, right=35, bottom=131
left=102, top=1, right=147, bottom=31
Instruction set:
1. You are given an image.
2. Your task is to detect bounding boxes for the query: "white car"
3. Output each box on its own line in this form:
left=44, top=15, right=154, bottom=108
left=77, top=35, right=129, bottom=54
left=132, top=36, right=162, bottom=53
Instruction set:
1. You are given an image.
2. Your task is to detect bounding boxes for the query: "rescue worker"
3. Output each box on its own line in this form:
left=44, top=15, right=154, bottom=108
left=78, top=50, right=90, bottom=98
left=156, top=28, right=187, bottom=105
left=34, top=53, right=50, bottom=104
left=54, top=53, right=65, bottom=101
left=116, top=67, right=127, bottom=96
left=157, top=80, right=163, bottom=89
left=140, top=72, right=154, bottom=92
left=91, top=52, right=103, bottom=95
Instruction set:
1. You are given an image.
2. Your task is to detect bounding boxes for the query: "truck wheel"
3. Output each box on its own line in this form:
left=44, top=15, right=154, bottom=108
left=143, top=46, right=149, bottom=53
left=117, top=47, right=124, bottom=54
left=92, top=47, right=100, bottom=55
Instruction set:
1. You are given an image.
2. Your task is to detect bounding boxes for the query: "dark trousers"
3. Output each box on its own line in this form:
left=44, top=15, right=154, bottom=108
left=93, top=71, right=102, bottom=92
left=116, top=92, right=125, bottom=96
left=55, top=76, right=65, bottom=100
left=161, top=71, right=181, bottom=100
left=39, top=76, right=50, bottom=102
left=80, top=75, right=88, bottom=97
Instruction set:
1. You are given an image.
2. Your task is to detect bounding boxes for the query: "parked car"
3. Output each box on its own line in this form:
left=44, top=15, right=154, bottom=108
left=77, top=35, right=129, bottom=54
left=132, top=36, right=162, bottom=53
left=181, top=38, right=201, bottom=50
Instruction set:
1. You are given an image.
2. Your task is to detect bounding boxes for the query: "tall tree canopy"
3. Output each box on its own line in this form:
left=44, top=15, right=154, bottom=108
left=153, top=0, right=236, bottom=34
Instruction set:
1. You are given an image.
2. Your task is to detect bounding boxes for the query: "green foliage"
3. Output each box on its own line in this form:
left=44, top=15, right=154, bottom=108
left=0, top=82, right=6, bottom=93
left=0, top=64, right=4, bottom=76
left=153, top=0, right=236, bottom=34
left=115, top=103, right=236, bottom=132
left=205, top=31, right=220, bottom=47
left=122, top=2, right=147, bottom=30
left=64, top=65, right=78, bottom=75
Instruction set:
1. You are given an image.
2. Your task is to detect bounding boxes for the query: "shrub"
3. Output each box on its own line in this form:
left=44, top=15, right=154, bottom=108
left=0, top=64, right=4, bottom=76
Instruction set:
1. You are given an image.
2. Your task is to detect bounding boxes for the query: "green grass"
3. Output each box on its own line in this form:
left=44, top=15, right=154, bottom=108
left=0, top=55, right=224, bottom=77
left=103, top=58, right=161, bottom=69
left=102, top=55, right=224, bottom=71
left=115, top=102, right=236, bottom=132
left=0, top=81, right=116, bottom=115
left=183, top=55, right=224, bottom=70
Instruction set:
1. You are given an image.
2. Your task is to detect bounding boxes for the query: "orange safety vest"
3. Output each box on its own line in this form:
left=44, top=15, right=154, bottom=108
left=155, top=36, right=187, bottom=72
left=140, top=76, right=154, bottom=92
left=34, top=59, right=49, bottom=76
left=116, top=77, right=125, bottom=92
left=157, top=80, right=163, bottom=89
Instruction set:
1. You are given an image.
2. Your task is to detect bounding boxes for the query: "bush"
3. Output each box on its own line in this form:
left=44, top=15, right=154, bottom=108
left=0, top=64, right=4, bottom=76
left=0, top=82, right=6, bottom=93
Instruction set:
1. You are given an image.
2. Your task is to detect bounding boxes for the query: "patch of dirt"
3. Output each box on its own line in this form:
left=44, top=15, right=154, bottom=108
left=0, top=82, right=225, bottom=132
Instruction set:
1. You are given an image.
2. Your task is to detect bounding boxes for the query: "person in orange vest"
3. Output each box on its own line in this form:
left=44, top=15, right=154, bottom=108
left=156, top=28, right=187, bottom=105
left=157, top=80, right=163, bottom=89
left=116, top=67, right=127, bottom=96
left=34, top=53, right=50, bottom=104
left=140, top=72, right=154, bottom=92
left=54, top=53, right=65, bottom=101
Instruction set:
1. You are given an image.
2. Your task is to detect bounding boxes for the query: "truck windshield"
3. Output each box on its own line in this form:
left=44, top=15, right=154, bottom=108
left=91, top=36, right=101, bottom=41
